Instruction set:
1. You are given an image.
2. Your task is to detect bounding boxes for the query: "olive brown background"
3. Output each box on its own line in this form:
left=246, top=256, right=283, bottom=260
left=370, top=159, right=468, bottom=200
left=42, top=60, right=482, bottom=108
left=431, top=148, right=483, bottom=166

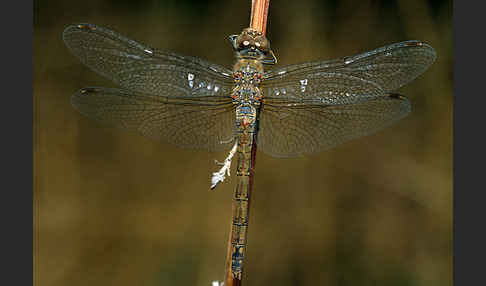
left=34, top=0, right=452, bottom=285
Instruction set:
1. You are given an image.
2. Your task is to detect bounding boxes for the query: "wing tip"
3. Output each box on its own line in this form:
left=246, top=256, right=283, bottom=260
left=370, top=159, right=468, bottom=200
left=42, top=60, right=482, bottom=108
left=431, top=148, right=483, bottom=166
left=71, top=87, right=98, bottom=108
left=387, top=93, right=407, bottom=100
left=62, top=23, right=97, bottom=44
left=403, top=40, right=437, bottom=63
left=63, top=23, right=96, bottom=33
left=387, top=93, right=412, bottom=115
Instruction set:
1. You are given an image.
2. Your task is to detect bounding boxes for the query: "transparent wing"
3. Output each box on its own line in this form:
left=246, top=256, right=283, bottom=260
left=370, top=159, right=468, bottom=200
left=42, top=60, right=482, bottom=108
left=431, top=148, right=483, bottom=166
left=63, top=23, right=234, bottom=98
left=72, top=87, right=236, bottom=151
left=258, top=94, right=411, bottom=157
left=258, top=41, right=435, bottom=157
left=263, top=41, right=436, bottom=97
left=63, top=23, right=237, bottom=151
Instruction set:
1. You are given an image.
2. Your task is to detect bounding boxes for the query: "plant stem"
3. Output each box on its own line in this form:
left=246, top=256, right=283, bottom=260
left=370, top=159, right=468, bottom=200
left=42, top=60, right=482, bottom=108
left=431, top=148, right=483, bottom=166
left=250, top=0, right=270, bottom=36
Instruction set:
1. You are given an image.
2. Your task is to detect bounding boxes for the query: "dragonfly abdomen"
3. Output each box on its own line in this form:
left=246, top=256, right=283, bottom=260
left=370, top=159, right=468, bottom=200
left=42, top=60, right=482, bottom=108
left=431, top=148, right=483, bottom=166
left=229, top=103, right=259, bottom=280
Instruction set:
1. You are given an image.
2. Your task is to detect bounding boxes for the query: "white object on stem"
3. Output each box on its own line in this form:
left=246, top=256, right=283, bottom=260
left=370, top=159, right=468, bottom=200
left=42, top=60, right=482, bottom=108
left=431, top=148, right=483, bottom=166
left=210, top=142, right=238, bottom=189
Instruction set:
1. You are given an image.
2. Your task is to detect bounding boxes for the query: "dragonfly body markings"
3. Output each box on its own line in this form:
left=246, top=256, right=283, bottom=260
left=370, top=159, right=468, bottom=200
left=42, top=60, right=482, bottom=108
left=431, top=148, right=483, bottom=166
left=63, top=23, right=436, bottom=281
left=228, top=28, right=271, bottom=279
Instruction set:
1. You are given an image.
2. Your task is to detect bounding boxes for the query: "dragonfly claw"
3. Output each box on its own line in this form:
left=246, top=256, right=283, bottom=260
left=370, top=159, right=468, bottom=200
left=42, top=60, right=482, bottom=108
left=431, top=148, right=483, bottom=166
left=210, top=142, right=238, bottom=190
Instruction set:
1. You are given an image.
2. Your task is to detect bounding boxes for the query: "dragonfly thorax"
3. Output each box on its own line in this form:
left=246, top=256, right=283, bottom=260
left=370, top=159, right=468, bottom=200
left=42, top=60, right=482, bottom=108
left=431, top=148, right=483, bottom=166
left=232, top=60, right=263, bottom=105
left=232, top=86, right=261, bottom=105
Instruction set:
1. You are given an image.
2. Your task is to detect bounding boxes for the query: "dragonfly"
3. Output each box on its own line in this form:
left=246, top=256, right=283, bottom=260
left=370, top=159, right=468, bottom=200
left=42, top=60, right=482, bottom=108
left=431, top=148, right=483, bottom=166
left=63, top=23, right=436, bottom=281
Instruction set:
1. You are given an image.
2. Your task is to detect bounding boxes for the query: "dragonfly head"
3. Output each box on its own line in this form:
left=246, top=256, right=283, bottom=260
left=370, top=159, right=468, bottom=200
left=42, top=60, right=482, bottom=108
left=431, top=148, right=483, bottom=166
left=229, top=28, right=277, bottom=65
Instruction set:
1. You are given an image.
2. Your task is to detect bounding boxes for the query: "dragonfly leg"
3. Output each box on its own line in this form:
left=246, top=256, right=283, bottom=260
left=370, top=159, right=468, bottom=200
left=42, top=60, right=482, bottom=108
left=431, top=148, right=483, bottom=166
left=211, top=142, right=238, bottom=190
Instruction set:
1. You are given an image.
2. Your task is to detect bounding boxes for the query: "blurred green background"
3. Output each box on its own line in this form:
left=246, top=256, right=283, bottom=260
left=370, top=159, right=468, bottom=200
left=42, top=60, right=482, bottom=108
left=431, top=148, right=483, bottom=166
left=34, top=0, right=452, bottom=285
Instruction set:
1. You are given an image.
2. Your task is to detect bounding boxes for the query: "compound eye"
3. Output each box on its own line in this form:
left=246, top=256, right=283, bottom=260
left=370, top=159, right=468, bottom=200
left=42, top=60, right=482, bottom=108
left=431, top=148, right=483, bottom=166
left=237, top=34, right=253, bottom=50
left=254, top=36, right=269, bottom=52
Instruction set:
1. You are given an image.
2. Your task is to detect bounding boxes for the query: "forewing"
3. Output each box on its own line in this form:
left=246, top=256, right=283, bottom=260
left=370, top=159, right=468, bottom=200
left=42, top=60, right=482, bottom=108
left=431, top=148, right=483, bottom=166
left=258, top=94, right=411, bottom=157
left=63, top=23, right=234, bottom=98
left=72, top=87, right=236, bottom=152
left=263, top=40, right=436, bottom=97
